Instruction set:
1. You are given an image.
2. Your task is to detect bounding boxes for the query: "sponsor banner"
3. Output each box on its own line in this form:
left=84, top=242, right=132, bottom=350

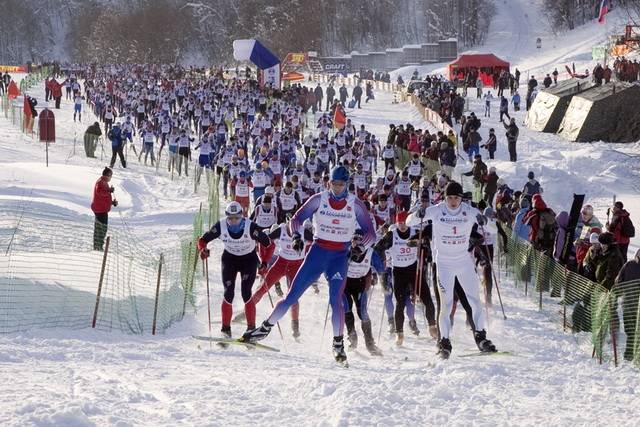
left=0, top=65, right=27, bottom=73
left=260, top=63, right=281, bottom=88
left=318, top=58, right=351, bottom=75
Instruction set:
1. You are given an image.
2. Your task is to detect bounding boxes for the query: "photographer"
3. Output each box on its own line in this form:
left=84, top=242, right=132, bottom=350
left=90, top=167, right=118, bottom=251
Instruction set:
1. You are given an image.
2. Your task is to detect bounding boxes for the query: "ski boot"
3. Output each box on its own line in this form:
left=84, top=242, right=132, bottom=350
left=428, top=325, right=439, bottom=340
left=437, top=338, right=452, bottom=360
left=221, top=326, right=232, bottom=339
left=217, top=326, right=232, bottom=348
left=474, top=330, right=497, bottom=353
left=362, top=320, right=383, bottom=356
left=409, top=319, right=420, bottom=336
left=274, top=281, right=284, bottom=297
left=291, top=319, right=300, bottom=339
left=332, top=336, right=348, bottom=365
left=388, top=317, right=396, bottom=335
left=345, top=312, right=357, bottom=349
left=241, top=320, right=273, bottom=343
left=347, top=330, right=358, bottom=350
left=395, top=332, right=404, bottom=347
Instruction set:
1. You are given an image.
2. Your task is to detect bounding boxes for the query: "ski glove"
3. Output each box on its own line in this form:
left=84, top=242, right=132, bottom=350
left=406, top=239, right=419, bottom=248
left=112, top=200, right=118, bottom=207
left=476, top=213, right=487, bottom=226
left=197, top=237, right=210, bottom=259
left=291, top=232, right=304, bottom=253
left=109, top=186, right=115, bottom=193
left=349, top=244, right=365, bottom=260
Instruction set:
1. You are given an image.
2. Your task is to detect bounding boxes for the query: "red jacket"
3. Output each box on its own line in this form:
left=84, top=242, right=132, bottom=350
left=608, top=210, right=631, bottom=244
left=91, top=177, right=112, bottom=214
left=523, top=194, right=548, bottom=243
left=48, top=80, right=63, bottom=98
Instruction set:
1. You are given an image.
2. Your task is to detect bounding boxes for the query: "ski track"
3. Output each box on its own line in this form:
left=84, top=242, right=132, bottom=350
left=1, top=24, right=640, bottom=423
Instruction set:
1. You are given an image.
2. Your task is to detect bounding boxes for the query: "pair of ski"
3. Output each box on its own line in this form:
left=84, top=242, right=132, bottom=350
left=193, top=335, right=280, bottom=352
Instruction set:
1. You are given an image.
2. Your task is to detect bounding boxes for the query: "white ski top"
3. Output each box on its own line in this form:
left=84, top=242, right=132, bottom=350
left=424, top=201, right=481, bottom=263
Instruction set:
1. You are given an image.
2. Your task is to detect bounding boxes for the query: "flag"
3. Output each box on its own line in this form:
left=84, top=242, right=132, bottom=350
left=333, top=104, right=346, bottom=129
left=7, top=81, right=20, bottom=100
left=598, top=0, right=610, bottom=24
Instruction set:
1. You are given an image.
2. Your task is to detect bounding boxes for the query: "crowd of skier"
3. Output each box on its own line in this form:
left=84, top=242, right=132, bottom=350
left=74, top=62, right=639, bottom=364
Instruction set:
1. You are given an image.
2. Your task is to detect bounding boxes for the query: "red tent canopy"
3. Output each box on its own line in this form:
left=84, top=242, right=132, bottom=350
left=448, top=54, right=510, bottom=80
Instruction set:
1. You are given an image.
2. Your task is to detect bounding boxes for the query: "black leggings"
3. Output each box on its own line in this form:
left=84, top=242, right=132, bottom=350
left=221, top=251, right=259, bottom=304
left=418, top=262, right=436, bottom=326
left=393, top=263, right=417, bottom=333
left=344, top=275, right=369, bottom=321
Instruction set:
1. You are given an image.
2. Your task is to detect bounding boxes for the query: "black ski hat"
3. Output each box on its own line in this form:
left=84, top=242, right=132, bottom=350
left=598, top=232, right=614, bottom=245
left=444, top=182, right=464, bottom=197
left=528, top=171, right=534, bottom=179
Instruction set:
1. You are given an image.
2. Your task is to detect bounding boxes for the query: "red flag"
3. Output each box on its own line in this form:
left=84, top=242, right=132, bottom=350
left=7, top=81, right=20, bottom=100
left=598, top=0, right=610, bottom=24
left=23, top=96, right=32, bottom=119
left=333, top=104, right=346, bottom=129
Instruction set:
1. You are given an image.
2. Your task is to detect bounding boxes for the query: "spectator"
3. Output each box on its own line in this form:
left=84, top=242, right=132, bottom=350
left=84, top=121, right=103, bottom=158
left=90, top=167, right=118, bottom=251
left=615, top=249, right=640, bottom=361
left=607, top=201, right=634, bottom=262
left=503, top=118, right=519, bottom=162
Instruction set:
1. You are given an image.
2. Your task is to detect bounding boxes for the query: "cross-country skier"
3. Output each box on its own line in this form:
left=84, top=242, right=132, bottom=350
left=242, top=165, right=376, bottom=364
left=247, top=222, right=314, bottom=338
left=344, top=230, right=385, bottom=355
left=423, top=181, right=497, bottom=359
left=198, top=201, right=271, bottom=338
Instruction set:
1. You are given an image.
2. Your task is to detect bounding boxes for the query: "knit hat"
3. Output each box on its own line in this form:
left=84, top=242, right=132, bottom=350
left=396, top=211, right=409, bottom=223
left=444, top=182, right=464, bottom=197
left=598, top=232, right=614, bottom=245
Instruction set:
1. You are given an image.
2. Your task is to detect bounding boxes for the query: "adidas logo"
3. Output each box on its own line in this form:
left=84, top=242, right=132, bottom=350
left=331, top=272, right=343, bottom=281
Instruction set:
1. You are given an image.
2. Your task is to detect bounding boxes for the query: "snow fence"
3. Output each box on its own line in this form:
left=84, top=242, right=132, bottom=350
left=0, top=198, right=202, bottom=335
left=500, top=227, right=640, bottom=368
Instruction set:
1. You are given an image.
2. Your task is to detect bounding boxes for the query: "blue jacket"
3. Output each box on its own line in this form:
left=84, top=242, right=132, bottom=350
left=513, top=207, right=531, bottom=241
left=109, top=126, right=123, bottom=148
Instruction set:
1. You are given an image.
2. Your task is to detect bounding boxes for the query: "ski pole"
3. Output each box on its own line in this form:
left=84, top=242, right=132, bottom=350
left=320, top=300, right=330, bottom=352
left=479, top=223, right=507, bottom=320
left=204, top=258, right=212, bottom=345
left=265, top=287, right=286, bottom=348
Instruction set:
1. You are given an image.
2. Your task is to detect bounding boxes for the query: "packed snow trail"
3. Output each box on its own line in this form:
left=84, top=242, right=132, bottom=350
left=0, top=80, right=639, bottom=425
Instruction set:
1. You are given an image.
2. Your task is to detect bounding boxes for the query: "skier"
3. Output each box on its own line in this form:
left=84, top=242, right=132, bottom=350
left=198, top=201, right=271, bottom=338
left=374, top=210, right=426, bottom=345
left=247, top=221, right=313, bottom=338
left=242, top=166, right=376, bottom=364
left=344, top=230, right=385, bottom=355
left=423, top=182, right=497, bottom=359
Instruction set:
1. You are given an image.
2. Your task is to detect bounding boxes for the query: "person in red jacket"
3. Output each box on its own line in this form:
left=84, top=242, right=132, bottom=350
left=607, top=201, right=634, bottom=262
left=91, top=167, right=118, bottom=251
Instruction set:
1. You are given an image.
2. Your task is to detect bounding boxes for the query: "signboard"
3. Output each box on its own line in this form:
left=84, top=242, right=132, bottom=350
left=259, top=64, right=281, bottom=89
left=287, top=53, right=307, bottom=64
left=318, top=57, right=351, bottom=76
left=0, top=65, right=27, bottom=72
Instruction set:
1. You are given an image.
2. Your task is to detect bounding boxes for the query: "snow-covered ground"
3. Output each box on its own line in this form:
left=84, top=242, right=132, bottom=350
left=0, top=2, right=639, bottom=425
left=0, top=75, right=638, bottom=426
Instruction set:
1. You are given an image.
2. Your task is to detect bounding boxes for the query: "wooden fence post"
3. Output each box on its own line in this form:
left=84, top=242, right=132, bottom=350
left=92, top=236, right=110, bottom=328
left=152, top=253, right=164, bottom=335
